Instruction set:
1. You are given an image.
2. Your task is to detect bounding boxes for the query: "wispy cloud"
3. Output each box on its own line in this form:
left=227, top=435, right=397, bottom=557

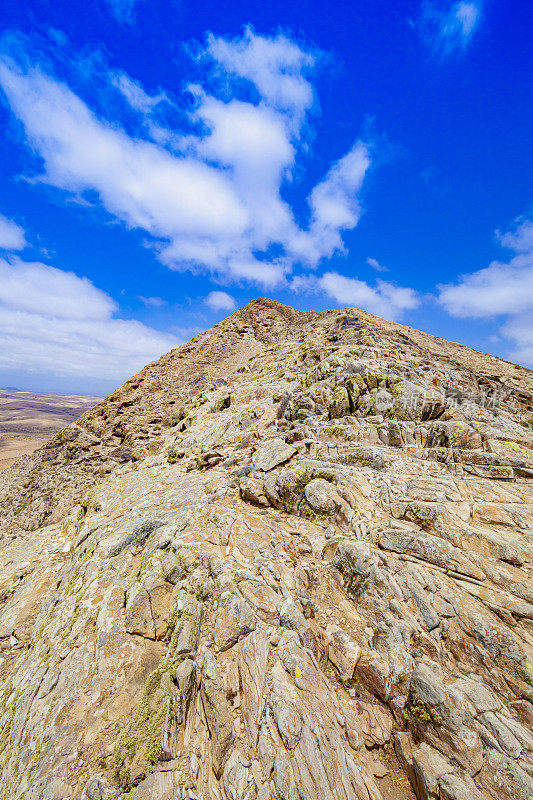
left=0, top=213, right=26, bottom=250
left=139, top=295, right=167, bottom=308
left=420, top=1, right=482, bottom=55
left=205, top=291, right=236, bottom=312
left=438, top=218, right=533, bottom=366
left=0, top=257, right=178, bottom=378
left=0, top=28, right=371, bottom=290
left=111, top=72, right=168, bottom=113
left=105, top=0, right=142, bottom=25
left=367, top=256, right=388, bottom=273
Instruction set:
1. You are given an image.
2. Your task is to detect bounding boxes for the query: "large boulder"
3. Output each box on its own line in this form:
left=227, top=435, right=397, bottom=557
left=252, top=438, right=297, bottom=471
left=378, top=529, right=485, bottom=580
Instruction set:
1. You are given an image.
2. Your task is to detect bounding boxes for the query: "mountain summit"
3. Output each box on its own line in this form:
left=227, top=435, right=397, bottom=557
left=0, top=300, right=532, bottom=800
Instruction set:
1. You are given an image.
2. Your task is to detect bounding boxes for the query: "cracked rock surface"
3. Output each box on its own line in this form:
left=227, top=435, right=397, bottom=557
left=0, top=298, right=532, bottom=800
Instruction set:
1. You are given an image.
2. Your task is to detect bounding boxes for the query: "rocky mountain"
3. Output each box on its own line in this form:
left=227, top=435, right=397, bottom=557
left=0, top=298, right=532, bottom=800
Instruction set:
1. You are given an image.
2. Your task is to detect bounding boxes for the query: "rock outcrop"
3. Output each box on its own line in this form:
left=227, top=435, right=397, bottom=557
left=0, top=298, right=532, bottom=800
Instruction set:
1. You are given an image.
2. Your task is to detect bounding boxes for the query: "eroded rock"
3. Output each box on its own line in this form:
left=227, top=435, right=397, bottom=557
left=1, top=299, right=531, bottom=800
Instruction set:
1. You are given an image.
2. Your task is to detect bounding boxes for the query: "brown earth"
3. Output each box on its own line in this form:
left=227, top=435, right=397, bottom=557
left=0, top=389, right=100, bottom=471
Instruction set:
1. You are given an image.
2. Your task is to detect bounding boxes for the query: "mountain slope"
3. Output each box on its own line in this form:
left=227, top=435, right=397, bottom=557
left=0, top=299, right=312, bottom=540
left=0, top=299, right=532, bottom=800
left=1, top=299, right=530, bottom=541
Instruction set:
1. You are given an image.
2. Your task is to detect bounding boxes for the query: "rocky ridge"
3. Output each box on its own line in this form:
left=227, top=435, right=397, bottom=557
left=0, top=298, right=532, bottom=800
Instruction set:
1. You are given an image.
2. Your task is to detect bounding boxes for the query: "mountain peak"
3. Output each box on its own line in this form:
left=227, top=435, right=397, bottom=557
left=0, top=300, right=530, bottom=539
left=0, top=299, right=532, bottom=800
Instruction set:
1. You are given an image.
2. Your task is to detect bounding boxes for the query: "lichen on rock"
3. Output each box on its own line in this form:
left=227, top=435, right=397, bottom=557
left=0, top=299, right=532, bottom=800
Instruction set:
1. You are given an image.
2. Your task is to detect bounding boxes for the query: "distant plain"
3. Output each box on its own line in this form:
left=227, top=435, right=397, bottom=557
left=0, top=389, right=100, bottom=471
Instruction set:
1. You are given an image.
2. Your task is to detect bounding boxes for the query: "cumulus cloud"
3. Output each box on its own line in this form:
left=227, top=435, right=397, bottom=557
left=420, top=1, right=482, bottom=54
left=438, top=220, right=533, bottom=318
left=292, top=271, right=419, bottom=321
left=438, top=218, right=533, bottom=366
left=0, top=213, right=26, bottom=250
left=0, top=29, right=371, bottom=289
left=498, top=218, right=533, bottom=254
left=205, top=291, right=236, bottom=312
left=205, top=26, right=315, bottom=129
left=319, top=272, right=419, bottom=320
left=289, top=143, right=370, bottom=265
left=0, top=258, right=116, bottom=318
left=0, top=258, right=178, bottom=379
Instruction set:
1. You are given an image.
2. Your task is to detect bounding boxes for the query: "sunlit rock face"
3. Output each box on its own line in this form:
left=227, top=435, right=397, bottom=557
left=0, top=298, right=532, bottom=800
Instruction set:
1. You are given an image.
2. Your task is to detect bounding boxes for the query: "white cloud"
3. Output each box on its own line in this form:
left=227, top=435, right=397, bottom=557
left=205, top=25, right=315, bottom=129
left=205, top=290, right=236, bottom=312
left=111, top=72, right=168, bottom=113
left=0, top=64, right=248, bottom=242
left=0, top=29, right=370, bottom=289
left=454, top=2, right=481, bottom=36
left=421, top=1, right=482, bottom=54
left=0, top=213, right=26, bottom=250
left=0, top=257, right=178, bottom=379
left=0, top=257, right=115, bottom=318
left=291, top=143, right=370, bottom=265
left=367, top=256, right=388, bottom=273
left=320, top=272, right=419, bottom=319
left=292, top=271, right=419, bottom=321
left=438, top=218, right=533, bottom=366
left=502, top=315, right=533, bottom=369
left=498, top=218, right=533, bottom=253
left=438, top=222, right=533, bottom=318
left=139, top=295, right=166, bottom=307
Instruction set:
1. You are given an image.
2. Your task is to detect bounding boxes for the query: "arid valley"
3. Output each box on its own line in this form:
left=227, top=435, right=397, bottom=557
left=0, top=389, right=100, bottom=471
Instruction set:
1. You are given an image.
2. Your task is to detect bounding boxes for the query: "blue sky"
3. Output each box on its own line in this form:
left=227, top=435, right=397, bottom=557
left=0, top=0, right=531, bottom=394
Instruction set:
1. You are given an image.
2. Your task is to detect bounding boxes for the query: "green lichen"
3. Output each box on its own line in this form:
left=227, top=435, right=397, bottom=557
left=342, top=453, right=373, bottom=466
left=523, top=661, right=533, bottom=686
left=403, top=691, right=443, bottom=726
left=28, top=739, right=42, bottom=781
left=164, top=610, right=177, bottom=643
left=314, top=469, right=337, bottom=483
left=280, top=463, right=336, bottom=518
left=282, top=490, right=298, bottom=515
left=113, top=660, right=177, bottom=791
left=80, top=489, right=101, bottom=515
left=61, top=593, right=84, bottom=641
left=194, top=582, right=210, bottom=601
left=64, top=551, right=91, bottom=595
left=404, top=502, right=438, bottom=529
left=363, top=371, right=381, bottom=390
left=0, top=704, right=15, bottom=770
left=168, top=609, right=192, bottom=652
left=324, top=425, right=346, bottom=439
left=336, top=560, right=366, bottom=597
left=147, top=437, right=163, bottom=455
left=297, top=498, right=320, bottom=521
